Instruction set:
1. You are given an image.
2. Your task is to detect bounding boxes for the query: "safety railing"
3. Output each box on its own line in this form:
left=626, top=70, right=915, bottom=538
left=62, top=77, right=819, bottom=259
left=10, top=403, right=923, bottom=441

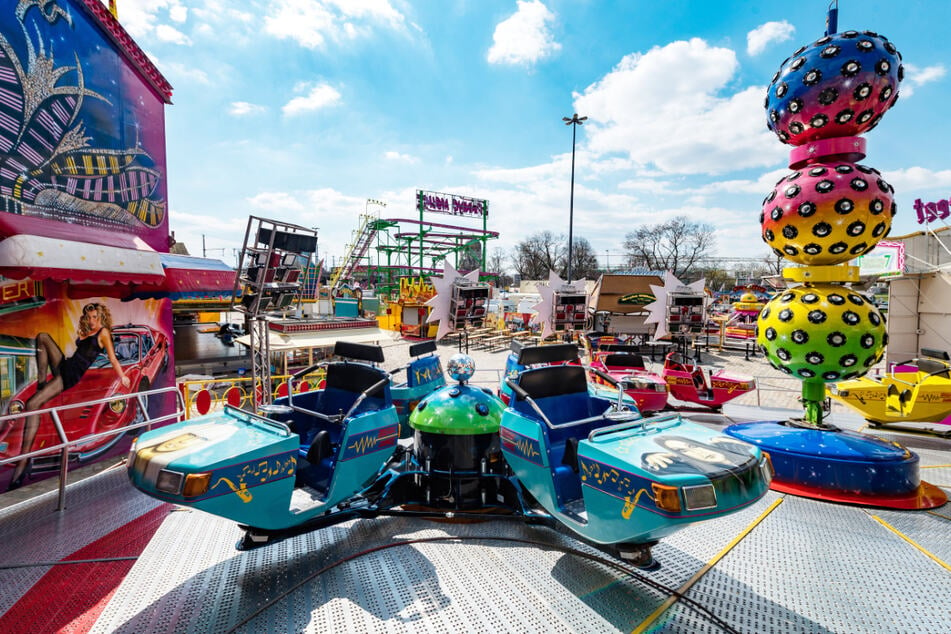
left=472, top=366, right=832, bottom=414
left=0, top=386, right=184, bottom=511
left=177, top=370, right=327, bottom=419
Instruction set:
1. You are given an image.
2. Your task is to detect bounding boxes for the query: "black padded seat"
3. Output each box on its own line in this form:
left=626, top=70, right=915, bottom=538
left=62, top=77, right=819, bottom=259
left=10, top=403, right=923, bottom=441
left=324, top=362, right=389, bottom=396
left=917, top=359, right=951, bottom=378
left=516, top=364, right=588, bottom=400
left=602, top=353, right=646, bottom=369
left=306, top=430, right=333, bottom=464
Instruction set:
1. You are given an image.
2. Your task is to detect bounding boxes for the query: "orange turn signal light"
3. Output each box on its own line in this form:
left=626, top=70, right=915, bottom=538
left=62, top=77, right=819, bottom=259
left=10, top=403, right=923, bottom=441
left=651, top=482, right=682, bottom=512
left=183, top=472, right=211, bottom=498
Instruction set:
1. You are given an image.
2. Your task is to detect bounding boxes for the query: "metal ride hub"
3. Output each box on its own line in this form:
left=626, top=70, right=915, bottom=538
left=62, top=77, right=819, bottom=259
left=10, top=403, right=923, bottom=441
left=725, top=4, right=946, bottom=509
left=408, top=355, right=511, bottom=508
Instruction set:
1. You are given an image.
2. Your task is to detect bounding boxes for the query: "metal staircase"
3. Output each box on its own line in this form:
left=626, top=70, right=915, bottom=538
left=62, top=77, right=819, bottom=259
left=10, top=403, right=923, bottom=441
left=329, top=214, right=378, bottom=292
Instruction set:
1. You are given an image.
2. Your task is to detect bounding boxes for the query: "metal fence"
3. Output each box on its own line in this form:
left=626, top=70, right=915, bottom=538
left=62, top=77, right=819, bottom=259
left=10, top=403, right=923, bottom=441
left=0, top=386, right=183, bottom=510
left=177, top=370, right=327, bottom=419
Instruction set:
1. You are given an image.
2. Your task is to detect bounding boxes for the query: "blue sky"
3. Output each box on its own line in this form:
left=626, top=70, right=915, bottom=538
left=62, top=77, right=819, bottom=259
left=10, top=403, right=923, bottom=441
left=113, top=0, right=949, bottom=272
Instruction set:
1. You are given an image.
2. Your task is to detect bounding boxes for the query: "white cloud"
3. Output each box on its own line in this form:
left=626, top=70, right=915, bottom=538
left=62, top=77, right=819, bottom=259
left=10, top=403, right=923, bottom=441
left=168, top=207, right=249, bottom=258
left=241, top=188, right=372, bottom=255
left=574, top=38, right=786, bottom=175
left=155, top=59, right=210, bottom=84
left=384, top=150, right=419, bottom=163
left=746, top=21, right=795, bottom=56
left=190, top=1, right=255, bottom=41
left=263, top=0, right=407, bottom=50
left=169, top=5, right=188, bottom=22
left=155, top=24, right=191, bottom=45
left=111, top=1, right=190, bottom=43
left=487, top=0, right=561, bottom=66
left=247, top=191, right=308, bottom=213
left=229, top=102, right=267, bottom=116
left=282, top=83, right=342, bottom=116
left=900, top=63, right=946, bottom=98
left=885, top=166, right=951, bottom=191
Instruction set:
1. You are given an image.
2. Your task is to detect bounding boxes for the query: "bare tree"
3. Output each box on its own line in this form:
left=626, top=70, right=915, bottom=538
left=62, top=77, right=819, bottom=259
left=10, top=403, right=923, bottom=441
left=487, top=247, right=514, bottom=288
left=763, top=251, right=785, bottom=276
left=512, top=231, right=563, bottom=280
left=566, top=237, right=601, bottom=281
left=456, top=241, right=482, bottom=273
left=698, top=267, right=732, bottom=293
left=623, top=216, right=715, bottom=278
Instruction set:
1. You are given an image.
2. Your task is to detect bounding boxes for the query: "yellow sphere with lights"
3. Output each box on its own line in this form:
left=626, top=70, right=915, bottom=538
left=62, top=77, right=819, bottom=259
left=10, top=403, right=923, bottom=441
left=757, top=284, right=886, bottom=382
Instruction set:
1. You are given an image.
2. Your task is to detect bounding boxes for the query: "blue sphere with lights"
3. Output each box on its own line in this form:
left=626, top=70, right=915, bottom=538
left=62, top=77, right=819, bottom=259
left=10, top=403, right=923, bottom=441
left=446, top=353, right=476, bottom=383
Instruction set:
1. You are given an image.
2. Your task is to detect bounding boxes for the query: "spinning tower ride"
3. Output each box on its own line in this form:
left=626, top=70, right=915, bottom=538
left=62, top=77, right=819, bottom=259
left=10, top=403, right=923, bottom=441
left=725, top=3, right=945, bottom=508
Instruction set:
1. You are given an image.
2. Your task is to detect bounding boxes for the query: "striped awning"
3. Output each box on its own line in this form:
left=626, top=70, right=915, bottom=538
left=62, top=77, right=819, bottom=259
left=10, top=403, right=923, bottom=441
left=0, top=234, right=235, bottom=300
left=0, top=233, right=165, bottom=285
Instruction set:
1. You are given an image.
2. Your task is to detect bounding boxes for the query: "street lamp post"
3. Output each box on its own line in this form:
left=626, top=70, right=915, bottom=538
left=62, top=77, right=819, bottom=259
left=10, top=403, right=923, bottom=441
left=563, top=113, right=586, bottom=283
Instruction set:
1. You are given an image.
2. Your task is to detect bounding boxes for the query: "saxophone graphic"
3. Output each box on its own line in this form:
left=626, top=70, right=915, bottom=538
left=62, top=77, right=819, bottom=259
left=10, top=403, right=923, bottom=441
left=212, top=477, right=253, bottom=503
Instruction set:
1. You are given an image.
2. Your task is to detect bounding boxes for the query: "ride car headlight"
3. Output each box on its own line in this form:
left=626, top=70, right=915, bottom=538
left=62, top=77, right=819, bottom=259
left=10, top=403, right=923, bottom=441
left=156, top=469, right=184, bottom=495
left=682, top=483, right=717, bottom=511
left=7, top=400, right=24, bottom=414
left=109, top=399, right=127, bottom=414
left=828, top=385, right=839, bottom=395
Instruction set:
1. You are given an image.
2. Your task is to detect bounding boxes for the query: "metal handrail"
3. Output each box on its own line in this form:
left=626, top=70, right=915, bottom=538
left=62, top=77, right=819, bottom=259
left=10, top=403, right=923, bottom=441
left=178, top=370, right=326, bottom=419
left=0, top=386, right=184, bottom=510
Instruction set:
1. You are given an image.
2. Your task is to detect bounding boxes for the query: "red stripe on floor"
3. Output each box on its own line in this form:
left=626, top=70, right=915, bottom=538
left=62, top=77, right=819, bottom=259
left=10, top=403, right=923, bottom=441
left=0, top=504, right=171, bottom=634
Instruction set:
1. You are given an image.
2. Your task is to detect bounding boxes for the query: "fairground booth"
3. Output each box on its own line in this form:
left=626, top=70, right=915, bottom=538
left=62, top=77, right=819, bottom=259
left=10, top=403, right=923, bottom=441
left=0, top=1, right=233, bottom=493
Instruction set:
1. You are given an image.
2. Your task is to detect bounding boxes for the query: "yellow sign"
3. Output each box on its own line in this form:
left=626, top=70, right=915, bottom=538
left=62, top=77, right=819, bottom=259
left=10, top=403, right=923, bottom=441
left=399, top=277, right=435, bottom=302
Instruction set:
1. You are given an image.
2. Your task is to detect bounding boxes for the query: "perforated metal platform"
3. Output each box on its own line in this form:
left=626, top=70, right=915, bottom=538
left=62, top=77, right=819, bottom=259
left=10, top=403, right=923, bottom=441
left=3, top=406, right=949, bottom=633
left=0, top=463, right=164, bottom=616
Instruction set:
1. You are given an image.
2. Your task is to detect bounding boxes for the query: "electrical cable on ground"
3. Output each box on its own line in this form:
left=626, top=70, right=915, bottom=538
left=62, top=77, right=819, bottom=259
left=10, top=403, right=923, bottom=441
left=0, top=556, right=138, bottom=570
left=632, top=497, right=784, bottom=633
left=225, top=535, right=742, bottom=634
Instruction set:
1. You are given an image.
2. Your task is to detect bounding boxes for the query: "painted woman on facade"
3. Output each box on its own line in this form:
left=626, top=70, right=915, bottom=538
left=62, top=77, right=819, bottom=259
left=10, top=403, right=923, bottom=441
left=8, top=302, right=129, bottom=490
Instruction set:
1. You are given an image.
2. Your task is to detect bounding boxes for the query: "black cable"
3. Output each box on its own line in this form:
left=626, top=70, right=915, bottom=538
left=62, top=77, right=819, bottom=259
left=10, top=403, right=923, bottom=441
left=0, top=556, right=138, bottom=570
left=226, top=535, right=741, bottom=634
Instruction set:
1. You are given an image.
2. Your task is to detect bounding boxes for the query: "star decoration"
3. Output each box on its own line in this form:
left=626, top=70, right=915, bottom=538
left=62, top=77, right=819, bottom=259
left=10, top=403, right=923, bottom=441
left=425, top=262, right=481, bottom=340
left=643, top=271, right=707, bottom=341
left=531, top=270, right=587, bottom=340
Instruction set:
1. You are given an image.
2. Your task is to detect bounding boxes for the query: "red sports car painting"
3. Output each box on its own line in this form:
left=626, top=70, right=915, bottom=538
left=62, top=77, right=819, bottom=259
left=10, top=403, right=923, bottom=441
left=1, top=324, right=168, bottom=468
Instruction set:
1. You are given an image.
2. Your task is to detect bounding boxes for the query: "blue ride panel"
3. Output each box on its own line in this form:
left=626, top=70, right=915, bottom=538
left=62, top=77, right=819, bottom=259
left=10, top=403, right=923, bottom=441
left=725, top=421, right=919, bottom=497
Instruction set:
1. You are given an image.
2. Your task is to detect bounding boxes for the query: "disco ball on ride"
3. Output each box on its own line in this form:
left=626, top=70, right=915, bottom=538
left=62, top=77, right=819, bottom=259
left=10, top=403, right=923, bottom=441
left=765, top=30, right=902, bottom=144
left=760, top=161, right=895, bottom=265
left=446, top=353, right=476, bottom=383
left=757, top=284, right=886, bottom=382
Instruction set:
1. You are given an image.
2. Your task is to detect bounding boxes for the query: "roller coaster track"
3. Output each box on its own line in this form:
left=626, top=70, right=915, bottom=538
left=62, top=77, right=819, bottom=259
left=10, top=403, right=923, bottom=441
left=329, top=214, right=378, bottom=292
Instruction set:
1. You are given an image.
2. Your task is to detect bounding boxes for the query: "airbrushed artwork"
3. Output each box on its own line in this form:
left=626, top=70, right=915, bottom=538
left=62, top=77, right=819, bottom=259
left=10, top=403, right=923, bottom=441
left=0, top=1, right=177, bottom=493
left=0, top=0, right=169, bottom=245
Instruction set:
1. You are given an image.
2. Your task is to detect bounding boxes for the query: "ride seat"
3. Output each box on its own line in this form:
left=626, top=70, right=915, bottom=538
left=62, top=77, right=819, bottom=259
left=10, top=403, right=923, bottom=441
left=511, top=365, right=592, bottom=427
left=318, top=362, right=392, bottom=416
left=511, top=365, right=605, bottom=505
left=917, top=359, right=951, bottom=379
left=406, top=356, right=444, bottom=388
left=293, top=362, right=391, bottom=490
left=666, top=353, right=687, bottom=372
left=602, top=353, right=646, bottom=370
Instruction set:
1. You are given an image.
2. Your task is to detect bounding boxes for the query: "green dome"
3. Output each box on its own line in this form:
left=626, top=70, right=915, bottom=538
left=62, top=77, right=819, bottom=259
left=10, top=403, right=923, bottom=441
left=409, top=384, right=505, bottom=435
